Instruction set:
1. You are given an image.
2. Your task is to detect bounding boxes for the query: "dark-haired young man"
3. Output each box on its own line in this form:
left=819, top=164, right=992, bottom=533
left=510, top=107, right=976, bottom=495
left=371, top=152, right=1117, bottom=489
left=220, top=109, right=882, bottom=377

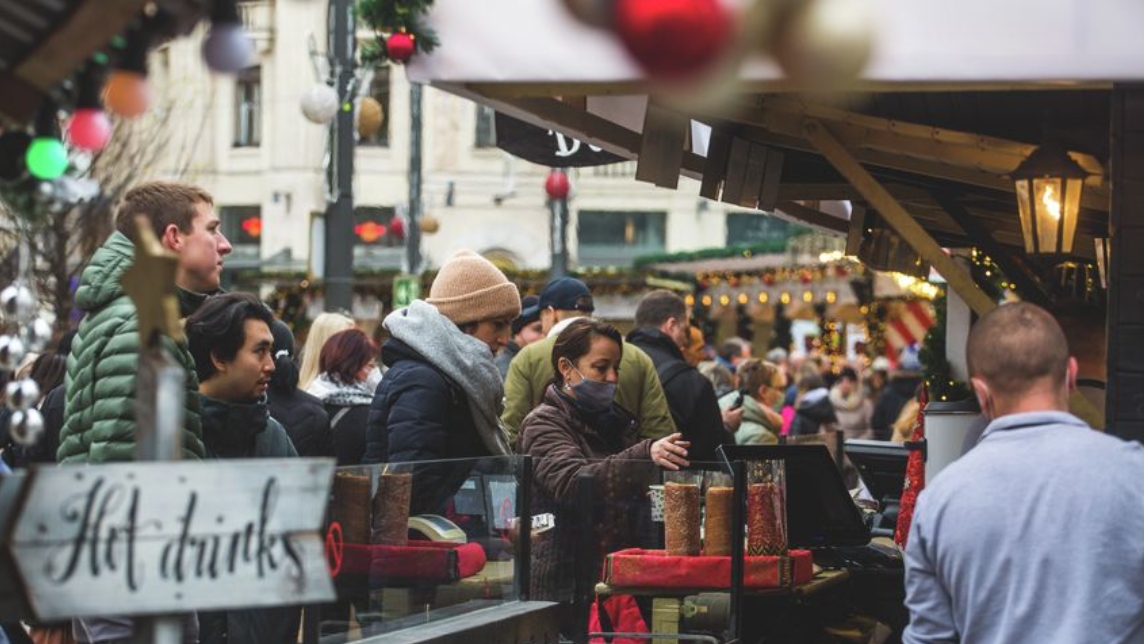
left=60, top=181, right=233, bottom=464
left=185, top=292, right=298, bottom=644
left=903, top=303, right=1144, bottom=644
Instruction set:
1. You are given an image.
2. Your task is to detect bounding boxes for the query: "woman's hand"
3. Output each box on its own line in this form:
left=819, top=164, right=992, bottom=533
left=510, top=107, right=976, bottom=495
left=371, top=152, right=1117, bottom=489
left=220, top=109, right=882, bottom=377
left=651, top=433, right=691, bottom=471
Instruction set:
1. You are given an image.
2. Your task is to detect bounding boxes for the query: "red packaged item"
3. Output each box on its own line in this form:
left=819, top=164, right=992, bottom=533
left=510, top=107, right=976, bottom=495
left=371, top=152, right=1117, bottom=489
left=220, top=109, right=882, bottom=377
left=602, top=548, right=813, bottom=589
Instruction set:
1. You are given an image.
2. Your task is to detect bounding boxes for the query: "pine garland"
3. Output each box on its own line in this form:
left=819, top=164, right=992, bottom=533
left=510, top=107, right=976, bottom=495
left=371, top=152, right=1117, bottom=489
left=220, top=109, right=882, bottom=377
left=919, top=252, right=1010, bottom=403
left=358, top=0, right=440, bottom=64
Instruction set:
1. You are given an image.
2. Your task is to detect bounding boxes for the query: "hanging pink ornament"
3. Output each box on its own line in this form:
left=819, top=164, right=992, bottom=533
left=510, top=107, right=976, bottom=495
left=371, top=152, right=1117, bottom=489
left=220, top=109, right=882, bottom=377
left=67, top=109, right=112, bottom=151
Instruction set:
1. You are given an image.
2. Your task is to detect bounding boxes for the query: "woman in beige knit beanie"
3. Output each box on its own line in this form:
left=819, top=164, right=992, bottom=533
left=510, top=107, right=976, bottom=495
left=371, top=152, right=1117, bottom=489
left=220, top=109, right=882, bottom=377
left=363, top=251, right=521, bottom=507
left=424, top=249, right=522, bottom=355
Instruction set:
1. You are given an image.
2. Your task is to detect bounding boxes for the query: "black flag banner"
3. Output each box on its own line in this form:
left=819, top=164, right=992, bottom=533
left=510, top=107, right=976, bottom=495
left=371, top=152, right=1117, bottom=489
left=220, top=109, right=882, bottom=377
left=495, top=112, right=625, bottom=168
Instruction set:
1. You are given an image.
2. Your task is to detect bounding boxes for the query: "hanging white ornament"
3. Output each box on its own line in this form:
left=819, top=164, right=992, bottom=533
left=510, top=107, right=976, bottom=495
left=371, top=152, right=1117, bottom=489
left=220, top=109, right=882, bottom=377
left=6, top=379, right=39, bottom=411
left=300, top=84, right=340, bottom=125
left=24, top=318, right=52, bottom=352
left=0, top=335, right=25, bottom=371
left=0, top=284, right=34, bottom=321
left=9, top=408, right=44, bottom=446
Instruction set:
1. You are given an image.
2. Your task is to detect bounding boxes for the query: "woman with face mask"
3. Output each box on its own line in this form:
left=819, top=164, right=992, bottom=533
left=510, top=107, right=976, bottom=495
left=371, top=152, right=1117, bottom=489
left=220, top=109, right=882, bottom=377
left=718, top=358, right=786, bottom=445
left=518, top=318, right=689, bottom=618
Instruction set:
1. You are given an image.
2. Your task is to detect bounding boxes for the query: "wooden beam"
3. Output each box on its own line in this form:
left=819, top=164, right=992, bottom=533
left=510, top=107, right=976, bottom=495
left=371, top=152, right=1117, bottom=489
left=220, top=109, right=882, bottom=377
left=495, top=96, right=708, bottom=177
left=718, top=102, right=1109, bottom=212
left=750, top=97, right=1106, bottom=182
left=931, top=192, right=1053, bottom=307
left=14, top=0, right=149, bottom=91
left=0, top=74, right=45, bottom=124
left=773, top=200, right=849, bottom=234
left=635, top=103, right=688, bottom=189
left=803, top=119, right=998, bottom=316
left=699, top=129, right=732, bottom=200
left=466, top=80, right=1112, bottom=102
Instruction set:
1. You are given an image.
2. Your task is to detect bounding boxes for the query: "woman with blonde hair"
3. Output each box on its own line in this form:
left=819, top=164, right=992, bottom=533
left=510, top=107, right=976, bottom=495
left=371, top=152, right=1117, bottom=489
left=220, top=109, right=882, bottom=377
left=297, top=311, right=355, bottom=391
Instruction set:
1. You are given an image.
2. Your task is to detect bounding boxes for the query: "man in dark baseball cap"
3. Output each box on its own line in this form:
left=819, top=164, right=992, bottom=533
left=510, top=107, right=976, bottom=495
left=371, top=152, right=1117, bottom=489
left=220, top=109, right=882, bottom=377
left=495, top=295, right=543, bottom=377
left=537, top=277, right=595, bottom=334
left=502, top=276, right=675, bottom=447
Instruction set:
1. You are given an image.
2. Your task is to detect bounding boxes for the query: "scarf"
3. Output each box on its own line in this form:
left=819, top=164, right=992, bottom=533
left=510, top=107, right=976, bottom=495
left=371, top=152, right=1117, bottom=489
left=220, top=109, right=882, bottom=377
left=384, top=300, right=511, bottom=456
left=308, top=373, right=374, bottom=407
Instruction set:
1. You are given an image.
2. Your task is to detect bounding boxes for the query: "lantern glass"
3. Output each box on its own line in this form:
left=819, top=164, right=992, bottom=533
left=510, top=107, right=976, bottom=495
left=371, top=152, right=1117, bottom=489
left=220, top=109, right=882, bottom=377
left=1033, top=177, right=1063, bottom=254
left=1015, top=179, right=1035, bottom=253
left=1095, top=237, right=1110, bottom=289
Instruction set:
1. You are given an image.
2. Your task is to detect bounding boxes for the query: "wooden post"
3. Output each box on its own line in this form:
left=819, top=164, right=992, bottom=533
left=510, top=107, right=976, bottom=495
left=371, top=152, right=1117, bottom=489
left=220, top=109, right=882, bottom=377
left=122, top=218, right=189, bottom=644
left=803, top=120, right=998, bottom=317
left=945, top=258, right=972, bottom=383
left=1107, top=86, right=1144, bottom=442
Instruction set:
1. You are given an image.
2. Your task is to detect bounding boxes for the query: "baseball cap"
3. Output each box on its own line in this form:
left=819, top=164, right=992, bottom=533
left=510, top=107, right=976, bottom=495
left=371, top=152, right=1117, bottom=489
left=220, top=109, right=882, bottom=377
left=512, top=295, right=541, bottom=334
left=538, top=277, right=594, bottom=313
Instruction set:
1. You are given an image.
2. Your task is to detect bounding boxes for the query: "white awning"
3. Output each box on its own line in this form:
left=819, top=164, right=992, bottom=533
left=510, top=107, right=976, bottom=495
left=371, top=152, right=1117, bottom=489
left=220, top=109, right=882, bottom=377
left=409, top=0, right=1144, bottom=88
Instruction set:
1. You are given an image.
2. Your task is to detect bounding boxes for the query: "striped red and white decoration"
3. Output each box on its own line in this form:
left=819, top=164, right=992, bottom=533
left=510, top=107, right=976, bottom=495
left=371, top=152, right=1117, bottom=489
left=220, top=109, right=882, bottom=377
left=885, top=300, right=935, bottom=357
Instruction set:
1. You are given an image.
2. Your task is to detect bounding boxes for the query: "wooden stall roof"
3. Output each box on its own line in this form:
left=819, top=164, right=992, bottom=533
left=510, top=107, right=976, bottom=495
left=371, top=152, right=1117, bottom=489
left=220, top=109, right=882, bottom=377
left=0, top=0, right=207, bottom=125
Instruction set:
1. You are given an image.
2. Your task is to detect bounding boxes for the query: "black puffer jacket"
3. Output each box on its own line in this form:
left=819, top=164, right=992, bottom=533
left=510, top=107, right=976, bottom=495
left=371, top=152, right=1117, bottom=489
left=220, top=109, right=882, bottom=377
left=626, top=328, right=732, bottom=464
left=267, top=388, right=330, bottom=458
left=789, top=390, right=840, bottom=436
left=363, top=338, right=490, bottom=514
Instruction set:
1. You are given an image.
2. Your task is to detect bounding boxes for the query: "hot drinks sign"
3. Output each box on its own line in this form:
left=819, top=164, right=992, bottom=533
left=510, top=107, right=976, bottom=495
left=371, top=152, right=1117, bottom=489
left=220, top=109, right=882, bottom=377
left=8, top=459, right=335, bottom=620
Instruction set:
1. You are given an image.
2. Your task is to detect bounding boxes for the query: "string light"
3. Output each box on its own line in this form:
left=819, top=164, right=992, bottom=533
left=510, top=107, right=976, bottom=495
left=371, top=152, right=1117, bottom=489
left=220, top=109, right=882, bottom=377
left=758, top=292, right=769, bottom=303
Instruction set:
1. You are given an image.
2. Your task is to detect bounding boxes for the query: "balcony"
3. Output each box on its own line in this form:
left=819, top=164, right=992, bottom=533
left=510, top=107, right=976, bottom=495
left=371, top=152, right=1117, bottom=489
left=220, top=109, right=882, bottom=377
left=238, top=1, right=274, bottom=53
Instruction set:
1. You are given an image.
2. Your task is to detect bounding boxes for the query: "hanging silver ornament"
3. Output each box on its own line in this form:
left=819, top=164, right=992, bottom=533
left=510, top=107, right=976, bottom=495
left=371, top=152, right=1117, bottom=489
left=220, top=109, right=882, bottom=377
left=24, top=318, right=52, bottom=352
left=0, top=335, right=25, bottom=371
left=0, top=284, right=35, bottom=321
left=5, top=379, right=39, bottom=411
left=9, top=408, right=44, bottom=446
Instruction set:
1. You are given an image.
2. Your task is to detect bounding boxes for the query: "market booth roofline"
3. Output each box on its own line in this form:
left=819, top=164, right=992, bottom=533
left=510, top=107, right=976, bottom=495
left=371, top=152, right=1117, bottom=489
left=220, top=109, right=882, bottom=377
left=406, top=0, right=1144, bottom=440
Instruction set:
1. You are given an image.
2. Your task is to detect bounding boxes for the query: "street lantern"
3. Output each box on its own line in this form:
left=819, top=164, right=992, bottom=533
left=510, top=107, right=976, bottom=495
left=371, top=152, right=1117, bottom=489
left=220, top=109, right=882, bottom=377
left=1011, top=144, right=1088, bottom=255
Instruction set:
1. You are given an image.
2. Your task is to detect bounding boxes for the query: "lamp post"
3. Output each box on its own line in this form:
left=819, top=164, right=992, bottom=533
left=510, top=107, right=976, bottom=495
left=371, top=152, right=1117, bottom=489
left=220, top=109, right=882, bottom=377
left=1011, top=143, right=1088, bottom=255
left=546, top=168, right=571, bottom=280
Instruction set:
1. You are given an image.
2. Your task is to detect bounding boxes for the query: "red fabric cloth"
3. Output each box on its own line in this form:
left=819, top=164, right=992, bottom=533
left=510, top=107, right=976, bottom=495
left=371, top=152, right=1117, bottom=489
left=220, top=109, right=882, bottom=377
left=338, top=541, right=487, bottom=585
left=603, top=549, right=814, bottom=589
left=588, top=595, right=649, bottom=644
left=894, top=385, right=928, bottom=547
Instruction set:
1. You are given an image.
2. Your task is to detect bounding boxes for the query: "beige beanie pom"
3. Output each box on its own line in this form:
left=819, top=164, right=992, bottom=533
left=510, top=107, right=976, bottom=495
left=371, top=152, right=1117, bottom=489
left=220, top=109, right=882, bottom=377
left=427, top=250, right=522, bottom=325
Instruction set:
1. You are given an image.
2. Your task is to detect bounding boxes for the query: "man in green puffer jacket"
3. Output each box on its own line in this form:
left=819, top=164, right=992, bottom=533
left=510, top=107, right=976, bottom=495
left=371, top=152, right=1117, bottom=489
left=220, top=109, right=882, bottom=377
left=58, top=181, right=233, bottom=464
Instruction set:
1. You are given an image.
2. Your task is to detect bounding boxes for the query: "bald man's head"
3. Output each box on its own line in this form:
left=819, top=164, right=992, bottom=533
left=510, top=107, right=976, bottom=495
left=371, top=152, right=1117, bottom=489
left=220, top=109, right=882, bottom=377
left=967, top=303, right=1070, bottom=400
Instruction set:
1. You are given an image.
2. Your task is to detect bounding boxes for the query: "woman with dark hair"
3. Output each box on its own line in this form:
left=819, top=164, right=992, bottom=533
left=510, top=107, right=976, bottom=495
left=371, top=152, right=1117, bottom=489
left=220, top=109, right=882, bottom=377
left=267, top=320, right=331, bottom=457
left=307, top=328, right=378, bottom=465
left=518, top=318, right=690, bottom=611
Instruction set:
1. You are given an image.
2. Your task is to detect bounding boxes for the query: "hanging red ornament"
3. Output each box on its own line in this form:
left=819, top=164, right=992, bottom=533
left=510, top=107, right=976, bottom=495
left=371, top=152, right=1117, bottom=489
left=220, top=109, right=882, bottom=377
left=762, top=273, right=776, bottom=286
left=68, top=67, right=111, bottom=151
left=385, top=32, right=416, bottom=63
left=799, top=270, right=812, bottom=284
left=834, top=265, right=850, bottom=278
left=545, top=169, right=571, bottom=200
left=388, top=214, right=405, bottom=240
left=614, top=0, right=731, bottom=81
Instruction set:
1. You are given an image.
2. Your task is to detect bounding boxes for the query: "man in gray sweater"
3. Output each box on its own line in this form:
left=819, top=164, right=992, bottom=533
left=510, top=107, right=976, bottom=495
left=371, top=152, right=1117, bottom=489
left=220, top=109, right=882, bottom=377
left=904, top=302, right=1144, bottom=643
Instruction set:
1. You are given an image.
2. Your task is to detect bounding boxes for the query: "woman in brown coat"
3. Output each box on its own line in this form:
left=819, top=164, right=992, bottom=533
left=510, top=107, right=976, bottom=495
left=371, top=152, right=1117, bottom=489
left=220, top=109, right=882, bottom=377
left=518, top=318, right=689, bottom=618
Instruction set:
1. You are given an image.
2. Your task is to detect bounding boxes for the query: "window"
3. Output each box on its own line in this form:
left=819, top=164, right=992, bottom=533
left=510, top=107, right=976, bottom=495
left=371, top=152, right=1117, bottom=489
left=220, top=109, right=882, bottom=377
left=475, top=105, right=496, bottom=148
left=234, top=67, right=261, bottom=147
left=353, top=206, right=404, bottom=269
left=725, top=211, right=793, bottom=246
left=577, top=210, right=666, bottom=268
left=219, top=206, right=261, bottom=268
left=359, top=68, right=390, bottom=147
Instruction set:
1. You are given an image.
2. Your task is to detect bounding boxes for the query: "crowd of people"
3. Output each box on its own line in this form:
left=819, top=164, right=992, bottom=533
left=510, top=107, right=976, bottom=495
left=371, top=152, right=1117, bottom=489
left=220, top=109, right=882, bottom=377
left=0, top=179, right=1133, bottom=644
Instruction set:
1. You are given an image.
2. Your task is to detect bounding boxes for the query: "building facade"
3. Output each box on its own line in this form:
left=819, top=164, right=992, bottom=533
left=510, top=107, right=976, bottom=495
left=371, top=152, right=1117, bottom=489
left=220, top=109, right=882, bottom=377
left=150, top=0, right=787, bottom=283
